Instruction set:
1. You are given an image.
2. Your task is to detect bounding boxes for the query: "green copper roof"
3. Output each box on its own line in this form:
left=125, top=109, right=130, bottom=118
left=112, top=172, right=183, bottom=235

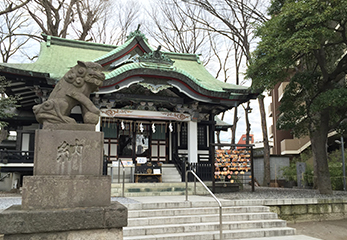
left=0, top=32, right=251, bottom=98
left=168, top=53, right=248, bottom=93
left=1, top=35, right=116, bottom=81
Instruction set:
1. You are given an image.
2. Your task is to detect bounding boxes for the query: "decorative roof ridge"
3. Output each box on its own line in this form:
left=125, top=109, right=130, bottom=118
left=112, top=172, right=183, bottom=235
left=138, top=46, right=174, bottom=65
left=164, top=51, right=202, bottom=63
left=164, top=51, right=198, bottom=57
left=92, top=35, right=136, bottom=63
left=41, top=34, right=117, bottom=51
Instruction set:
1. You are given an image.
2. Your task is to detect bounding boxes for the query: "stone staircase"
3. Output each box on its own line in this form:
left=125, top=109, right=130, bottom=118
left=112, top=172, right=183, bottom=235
left=161, top=164, right=182, bottom=182
left=111, top=182, right=210, bottom=197
left=109, top=163, right=182, bottom=183
left=122, top=198, right=296, bottom=240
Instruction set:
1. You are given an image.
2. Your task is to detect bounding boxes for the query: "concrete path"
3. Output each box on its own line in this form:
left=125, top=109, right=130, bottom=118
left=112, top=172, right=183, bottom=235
left=288, top=219, right=347, bottom=240
left=241, top=236, right=321, bottom=240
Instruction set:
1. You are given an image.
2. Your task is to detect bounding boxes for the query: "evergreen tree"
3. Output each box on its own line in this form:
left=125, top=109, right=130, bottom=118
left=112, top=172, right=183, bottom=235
left=247, top=0, right=347, bottom=194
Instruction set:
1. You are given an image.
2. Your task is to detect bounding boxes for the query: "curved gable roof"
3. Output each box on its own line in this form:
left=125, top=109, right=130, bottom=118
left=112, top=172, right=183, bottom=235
left=93, top=30, right=154, bottom=66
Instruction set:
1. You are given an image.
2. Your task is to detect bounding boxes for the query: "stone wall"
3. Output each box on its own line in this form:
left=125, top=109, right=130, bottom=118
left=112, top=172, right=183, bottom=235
left=268, top=199, right=347, bottom=222
left=253, top=156, right=290, bottom=185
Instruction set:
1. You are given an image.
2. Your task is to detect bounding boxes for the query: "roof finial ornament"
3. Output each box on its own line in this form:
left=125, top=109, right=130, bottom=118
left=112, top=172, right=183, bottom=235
left=127, top=24, right=147, bottom=41
left=139, top=45, right=174, bottom=65
left=154, top=45, right=162, bottom=58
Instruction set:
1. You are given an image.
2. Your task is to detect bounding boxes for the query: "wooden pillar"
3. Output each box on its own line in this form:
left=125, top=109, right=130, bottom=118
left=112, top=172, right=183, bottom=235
left=209, top=114, right=216, bottom=192
left=172, top=123, right=178, bottom=161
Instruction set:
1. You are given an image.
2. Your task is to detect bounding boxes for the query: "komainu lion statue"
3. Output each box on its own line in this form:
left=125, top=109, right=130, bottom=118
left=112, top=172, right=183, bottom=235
left=33, top=61, right=105, bottom=125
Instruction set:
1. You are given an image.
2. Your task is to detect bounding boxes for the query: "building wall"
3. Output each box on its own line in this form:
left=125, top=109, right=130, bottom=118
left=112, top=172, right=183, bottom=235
left=269, top=81, right=294, bottom=155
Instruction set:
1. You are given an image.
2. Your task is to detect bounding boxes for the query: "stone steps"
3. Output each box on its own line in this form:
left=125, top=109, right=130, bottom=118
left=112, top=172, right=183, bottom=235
left=124, top=227, right=295, bottom=240
left=128, top=206, right=270, bottom=217
left=123, top=199, right=296, bottom=240
left=111, top=182, right=210, bottom=197
left=161, top=164, right=182, bottom=182
left=124, top=220, right=287, bottom=236
left=128, top=212, right=279, bottom=226
left=109, top=163, right=182, bottom=183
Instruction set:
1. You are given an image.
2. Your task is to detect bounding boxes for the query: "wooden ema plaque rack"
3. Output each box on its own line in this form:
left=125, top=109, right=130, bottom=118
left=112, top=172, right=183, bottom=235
left=215, top=149, right=251, bottom=182
left=212, top=143, right=255, bottom=192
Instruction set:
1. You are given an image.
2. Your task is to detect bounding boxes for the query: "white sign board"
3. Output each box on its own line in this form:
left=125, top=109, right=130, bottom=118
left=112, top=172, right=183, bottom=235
left=112, top=161, right=118, bottom=167
left=137, top=157, right=147, bottom=164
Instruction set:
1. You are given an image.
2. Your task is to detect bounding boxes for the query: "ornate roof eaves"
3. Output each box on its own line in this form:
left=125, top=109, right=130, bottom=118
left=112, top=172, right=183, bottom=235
left=101, top=66, right=249, bottom=102
left=0, top=64, right=49, bottom=79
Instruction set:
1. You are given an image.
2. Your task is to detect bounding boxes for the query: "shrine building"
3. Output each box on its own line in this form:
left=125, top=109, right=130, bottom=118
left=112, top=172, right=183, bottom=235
left=0, top=30, right=256, bottom=186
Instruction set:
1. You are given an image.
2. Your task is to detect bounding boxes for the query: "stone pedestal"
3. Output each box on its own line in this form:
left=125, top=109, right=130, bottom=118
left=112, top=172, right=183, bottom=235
left=22, top=175, right=111, bottom=210
left=0, top=125, right=127, bottom=240
left=0, top=203, right=126, bottom=239
left=33, top=128, right=104, bottom=176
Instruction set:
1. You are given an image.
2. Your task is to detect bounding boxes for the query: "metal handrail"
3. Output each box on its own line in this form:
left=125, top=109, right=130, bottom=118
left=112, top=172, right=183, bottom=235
left=118, top=158, right=125, bottom=197
left=0, top=172, right=10, bottom=181
left=185, top=169, right=223, bottom=240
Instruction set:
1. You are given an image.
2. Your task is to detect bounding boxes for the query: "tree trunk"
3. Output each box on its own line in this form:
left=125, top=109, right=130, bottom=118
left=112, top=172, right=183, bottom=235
left=216, top=130, right=221, bottom=144
left=245, top=101, right=250, bottom=145
left=258, top=96, right=271, bottom=186
left=231, top=107, right=238, bottom=144
left=310, top=111, right=332, bottom=194
left=0, top=129, right=8, bottom=143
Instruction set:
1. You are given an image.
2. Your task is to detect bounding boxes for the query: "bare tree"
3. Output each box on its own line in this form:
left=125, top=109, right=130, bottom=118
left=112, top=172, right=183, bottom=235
left=0, top=0, right=31, bottom=16
left=146, top=1, right=211, bottom=55
left=25, top=0, right=110, bottom=41
left=0, top=0, right=38, bottom=63
left=90, top=0, right=142, bottom=45
left=147, top=0, right=241, bottom=148
left=229, top=32, right=244, bottom=145
left=179, top=0, right=268, bottom=61
left=178, top=0, right=271, bottom=184
left=74, top=0, right=110, bottom=41
left=146, top=0, right=238, bottom=85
